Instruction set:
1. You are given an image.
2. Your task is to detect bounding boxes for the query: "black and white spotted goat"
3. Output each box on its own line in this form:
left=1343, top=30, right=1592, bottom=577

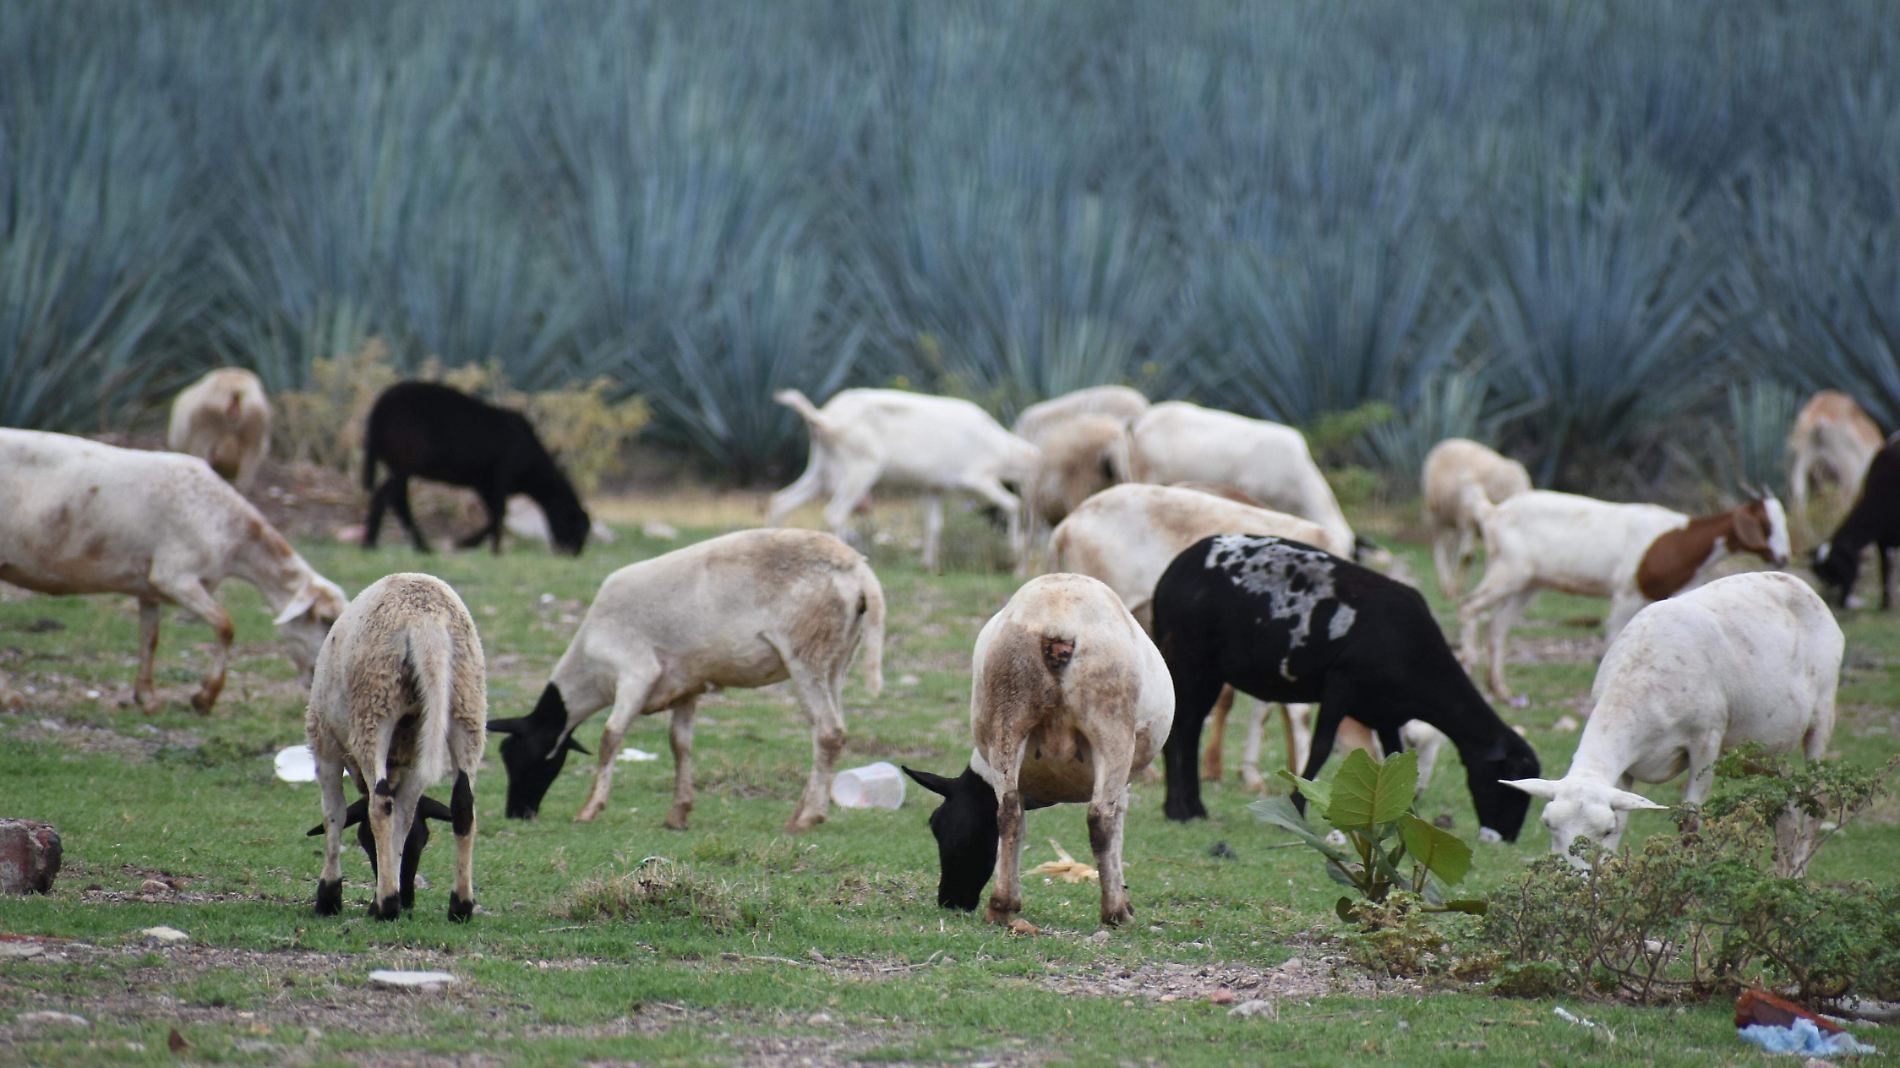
left=1151, top=534, right=1541, bottom=841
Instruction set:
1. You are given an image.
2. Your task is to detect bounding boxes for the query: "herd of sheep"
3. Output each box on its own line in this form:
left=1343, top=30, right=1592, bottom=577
left=0, top=370, right=1889, bottom=927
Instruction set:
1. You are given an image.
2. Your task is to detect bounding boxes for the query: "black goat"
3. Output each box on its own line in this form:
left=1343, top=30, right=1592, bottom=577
left=304, top=795, right=453, bottom=913
left=361, top=381, right=591, bottom=555
left=1151, top=534, right=1540, bottom=841
left=1812, top=436, right=1900, bottom=608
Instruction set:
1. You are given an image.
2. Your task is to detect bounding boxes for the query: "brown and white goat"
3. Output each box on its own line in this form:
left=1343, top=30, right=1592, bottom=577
left=1459, top=488, right=1790, bottom=700
left=1421, top=438, right=1532, bottom=599
left=307, top=573, right=486, bottom=921
left=0, top=429, right=347, bottom=713
left=168, top=369, right=271, bottom=492
left=903, top=573, right=1173, bottom=926
left=489, top=529, right=884, bottom=833
left=1788, top=390, right=1883, bottom=519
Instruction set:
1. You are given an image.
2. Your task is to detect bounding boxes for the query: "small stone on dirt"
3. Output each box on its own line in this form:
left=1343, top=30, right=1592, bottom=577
left=0, top=819, right=62, bottom=895
left=806, top=1012, right=832, bottom=1026
left=898, top=674, right=921, bottom=688
left=17, top=1011, right=89, bottom=1028
left=140, top=879, right=171, bottom=894
left=1230, top=999, right=1277, bottom=1020
left=141, top=926, right=189, bottom=944
left=0, top=942, right=45, bottom=959
left=1007, top=919, right=1040, bottom=936
left=1086, top=930, right=1112, bottom=945
left=367, top=969, right=457, bottom=990
left=1209, top=989, right=1236, bottom=1005
left=1432, top=813, right=1455, bottom=829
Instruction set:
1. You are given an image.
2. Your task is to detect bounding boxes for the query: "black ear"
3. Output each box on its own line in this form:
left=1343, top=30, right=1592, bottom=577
left=307, top=796, right=371, bottom=836
left=903, top=766, right=957, bottom=797
left=563, top=735, right=591, bottom=757
left=415, top=795, right=454, bottom=823
left=487, top=717, right=524, bottom=736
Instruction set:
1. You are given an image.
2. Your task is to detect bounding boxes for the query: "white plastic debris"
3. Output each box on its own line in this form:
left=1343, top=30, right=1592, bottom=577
left=830, top=762, right=905, bottom=809
left=274, top=745, right=317, bottom=782
left=141, top=926, right=189, bottom=944
left=640, top=521, right=679, bottom=541
left=368, top=970, right=458, bottom=990
left=16, top=1011, right=89, bottom=1028
left=616, top=747, right=659, bottom=763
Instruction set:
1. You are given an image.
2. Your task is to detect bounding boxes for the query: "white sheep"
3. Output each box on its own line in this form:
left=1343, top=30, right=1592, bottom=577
left=307, top=573, right=486, bottom=921
left=903, top=573, right=1173, bottom=926
left=1011, top=384, right=1149, bottom=445
left=1503, top=571, right=1841, bottom=876
left=1129, top=401, right=1358, bottom=555
left=1458, top=489, right=1790, bottom=700
left=167, top=368, right=271, bottom=492
left=1421, top=438, right=1531, bottom=599
left=487, top=529, right=884, bottom=833
left=1020, top=413, right=1132, bottom=571
left=768, top=388, right=1040, bottom=572
left=1788, top=389, right=1883, bottom=518
left=0, top=429, right=347, bottom=712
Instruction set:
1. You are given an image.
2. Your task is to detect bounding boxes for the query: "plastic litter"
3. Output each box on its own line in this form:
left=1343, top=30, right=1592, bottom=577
left=830, top=761, right=905, bottom=809
left=368, top=970, right=458, bottom=990
left=1738, top=1019, right=1877, bottom=1057
left=274, top=745, right=317, bottom=782
left=1553, top=1006, right=1612, bottom=1041
left=616, top=748, right=659, bottom=763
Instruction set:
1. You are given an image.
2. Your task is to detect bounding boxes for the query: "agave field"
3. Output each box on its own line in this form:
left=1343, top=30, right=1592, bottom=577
left=3, top=0, right=1899, bottom=489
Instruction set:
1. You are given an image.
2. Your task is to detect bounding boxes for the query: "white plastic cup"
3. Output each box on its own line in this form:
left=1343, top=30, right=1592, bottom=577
left=830, top=761, right=905, bottom=810
left=274, top=745, right=317, bottom=783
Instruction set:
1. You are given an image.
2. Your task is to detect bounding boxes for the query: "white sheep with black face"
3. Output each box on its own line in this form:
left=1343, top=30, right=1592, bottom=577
left=1504, top=571, right=1842, bottom=876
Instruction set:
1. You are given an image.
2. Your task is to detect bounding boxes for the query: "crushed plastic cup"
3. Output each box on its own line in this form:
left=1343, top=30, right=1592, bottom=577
left=830, top=761, right=905, bottom=810
left=274, top=745, right=317, bottom=782
left=616, top=747, right=659, bottom=763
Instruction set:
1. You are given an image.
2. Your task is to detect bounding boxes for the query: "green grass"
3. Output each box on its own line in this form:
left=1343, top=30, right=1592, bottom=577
left=2, top=504, right=1896, bottom=1066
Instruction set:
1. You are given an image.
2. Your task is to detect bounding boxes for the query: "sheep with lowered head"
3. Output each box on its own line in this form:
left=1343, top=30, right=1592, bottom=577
left=307, top=572, right=487, bottom=921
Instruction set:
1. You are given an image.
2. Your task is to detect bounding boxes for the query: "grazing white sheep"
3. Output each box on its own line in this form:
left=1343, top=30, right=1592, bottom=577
left=307, top=573, right=486, bottom=921
left=1504, top=571, right=1841, bottom=876
left=1458, top=489, right=1790, bottom=700
left=168, top=369, right=271, bottom=491
left=1788, top=390, right=1883, bottom=518
left=768, top=389, right=1040, bottom=572
left=488, top=529, right=884, bottom=833
left=903, top=573, right=1173, bottom=926
left=1011, top=385, right=1149, bottom=445
left=1020, top=413, right=1132, bottom=571
left=1129, top=400, right=1358, bottom=556
left=1421, top=438, right=1532, bottom=599
left=0, top=429, right=347, bottom=713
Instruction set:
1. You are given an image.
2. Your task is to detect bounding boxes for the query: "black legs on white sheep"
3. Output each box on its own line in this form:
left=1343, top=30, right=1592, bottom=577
left=306, top=573, right=487, bottom=922
left=1151, top=534, right=1541, bottom=841
left=362, top=381, right=592, bottom=556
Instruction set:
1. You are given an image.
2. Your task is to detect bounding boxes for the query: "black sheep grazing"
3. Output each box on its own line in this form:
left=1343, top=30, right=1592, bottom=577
left=1151, top=534, right=1541, bottom=840
left=304, top=795, right=453, bottom=912
left=1812, top=436, right=1900, bottom=609
left=361, top=381, right=591, bottom=555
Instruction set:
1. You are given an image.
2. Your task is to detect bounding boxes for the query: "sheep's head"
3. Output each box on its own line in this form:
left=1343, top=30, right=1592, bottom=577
left=275, top=576, right=348, bottom=676
left=1465, top=732, right=1542, bottom=842
left=1502, top=777, right=1666, bottom=866
left=487, top=683, right=589, bottom=819
left=1811, top=541, right=1859, bottom=607
left=902, top=765, right=999, bottom=911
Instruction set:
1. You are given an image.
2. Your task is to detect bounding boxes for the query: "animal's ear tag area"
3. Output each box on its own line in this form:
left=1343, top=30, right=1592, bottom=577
left=1499, top=777, right=1561, bottom=800
left=306, top=796, right=372, bottom=836
left=1607, top=788, right=1667, bottom=812
left=903, top=766, right=958, bottom=797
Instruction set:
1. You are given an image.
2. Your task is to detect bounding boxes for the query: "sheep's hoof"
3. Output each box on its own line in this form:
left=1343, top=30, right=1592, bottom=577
left=573, top=802, right=603, bottom=823
left=134, top=691, right=161, bottom=715
left=369, top=894, right=402, bottom=921
left=664, top=804, right=694, bottom=831
left=314, top=879, right=342, bottom=917
left=189, top=689, right=217, bottom=714
left=1240, top=771, right=1267, bottom=795
left=983, top=901, right=1020, bottom=926
left=1200, top=755, right=1224, bottom=783
left=1100, top=902, right=1135, bottom=927
left=447, top=893, right=474, bottom=923
left=783, top=812, right=824, bottom=834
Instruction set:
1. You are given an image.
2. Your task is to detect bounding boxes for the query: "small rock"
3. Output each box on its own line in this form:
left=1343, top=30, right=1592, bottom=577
left=1086, top=930, right=1112, bottom=945
left=140, top=879, right=171, bottom=895
left=1229, top=999, right=1277, bottom=1020
left=1802, top=1060, right=1833, bottom=1068
left=1508, top=695, right=1530, bottom=709
left=1553, top=715, right=1581, bottom=733
left=806, top=1012, right=832, bottom=1026
left=1432, top=813, right=1456, bottom=829
left=897, top=674, right=922, bottom=688
left=367, top=970, right=457, bottom=990
left=1159, top=994, right=1178, bottom=1003
left=84, top=690, right=101, bottom=700
left=1207, top=841, right=1238, bottom=860
left=141, top=926, right=189, bottom=944
left=1007, top=919, right=1040, bottom=936
left=17, top=1011, right=89, bottom=1028
left=806, top=948, right=829, bottom=963
left=0, top=819, right=62, bottom=895
left=0, top=942, right=45, bottom=959
left=1209, top=989, right=1236, bottom=1005
left=641, top=521, right=680, bottom=541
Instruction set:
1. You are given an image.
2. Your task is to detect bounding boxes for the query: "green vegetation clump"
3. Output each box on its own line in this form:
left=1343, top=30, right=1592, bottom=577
left=564, top=858, right=756, bottom=934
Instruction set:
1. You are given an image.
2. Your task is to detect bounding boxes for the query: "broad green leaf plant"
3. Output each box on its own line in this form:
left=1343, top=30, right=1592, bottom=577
left=1251, top=749, right=1486, bottom=922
